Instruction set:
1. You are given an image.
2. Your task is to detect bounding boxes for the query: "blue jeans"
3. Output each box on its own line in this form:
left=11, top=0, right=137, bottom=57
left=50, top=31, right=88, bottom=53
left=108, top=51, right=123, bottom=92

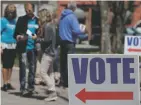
left=19, top=50, right=36, bottom=91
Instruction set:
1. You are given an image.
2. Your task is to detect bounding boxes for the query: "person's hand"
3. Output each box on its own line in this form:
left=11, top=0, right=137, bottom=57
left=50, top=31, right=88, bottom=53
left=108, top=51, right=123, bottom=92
left=32, top=34, right=37, bottom=40
left=17, top=35, right=27, bottom=41
left=16, top=35, right=22, bottom=41
left=84, top=27, right=88, bottom=34
left=20, top=36, right=24, bottom=39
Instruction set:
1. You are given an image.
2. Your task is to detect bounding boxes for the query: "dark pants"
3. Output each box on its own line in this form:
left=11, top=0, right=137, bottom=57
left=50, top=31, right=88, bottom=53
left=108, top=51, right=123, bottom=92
left=60, top=41, right=75, bottom=87
left=53, top=47, right=59, bottom=72
left=19, top=50, right=36, bottom=91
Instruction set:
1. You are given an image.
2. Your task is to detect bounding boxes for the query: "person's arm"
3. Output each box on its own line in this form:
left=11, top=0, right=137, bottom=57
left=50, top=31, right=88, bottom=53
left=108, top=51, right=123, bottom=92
left=51, top=24, right=56, bottom=51
left=70, top=15, right=85, bottom=35
left=14, top=17, right=29, bottom=41
left=0, top=18, right=6, bottom=33
left=14, top=17, right=21, bottom=40
left=0, top=18, right=6, bottom=54
left=35, top=18, right=39, bottom=35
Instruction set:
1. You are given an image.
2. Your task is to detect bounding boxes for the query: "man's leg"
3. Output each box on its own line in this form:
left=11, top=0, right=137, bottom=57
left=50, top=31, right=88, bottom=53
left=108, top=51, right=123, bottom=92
left=53, top=47, right=60, bottom=85
left=54, top=47, right=59, bottom=72
left=19, top=52, right=27, bottom=92
left=60, top=43, right=68, bottom=87
left=65, top=43, right=75, bottom=88
left=27, top=50, right=35, bottom=91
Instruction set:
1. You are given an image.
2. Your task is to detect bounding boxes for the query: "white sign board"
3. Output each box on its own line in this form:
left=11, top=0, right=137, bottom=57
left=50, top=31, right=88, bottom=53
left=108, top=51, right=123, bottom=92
left=68, top=54, right=140, bottom=105
left=124, top=36, right=141, bottom=55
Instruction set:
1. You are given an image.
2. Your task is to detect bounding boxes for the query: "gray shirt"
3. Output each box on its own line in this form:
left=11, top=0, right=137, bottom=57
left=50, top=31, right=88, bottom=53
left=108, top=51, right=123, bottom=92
left=42, top=22, right=56, bottom=57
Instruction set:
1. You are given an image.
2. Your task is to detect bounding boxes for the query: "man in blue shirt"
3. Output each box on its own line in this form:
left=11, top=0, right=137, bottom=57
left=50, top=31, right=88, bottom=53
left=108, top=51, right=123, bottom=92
left=59, top=1, right=87, bottom=88
left=14, top=3, right=38, bottom=96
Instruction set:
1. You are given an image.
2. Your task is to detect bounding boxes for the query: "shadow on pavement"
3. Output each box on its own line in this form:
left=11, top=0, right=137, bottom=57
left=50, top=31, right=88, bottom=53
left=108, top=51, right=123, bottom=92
left=58, top=95, right=69, bottom=102
left=9, top=92, right=46, bottom=100
left=9, top=91, right=69, bottom=102
left=8, top=88, right=69, bottom=102
left=9, top=92, right=21, bottom=96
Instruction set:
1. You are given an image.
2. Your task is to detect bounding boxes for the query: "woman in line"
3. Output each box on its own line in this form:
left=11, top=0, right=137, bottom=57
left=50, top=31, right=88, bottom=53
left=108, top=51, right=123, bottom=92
left=1, top=4, right=17, bottom=91
left=37, top=9, right=58, bottom=101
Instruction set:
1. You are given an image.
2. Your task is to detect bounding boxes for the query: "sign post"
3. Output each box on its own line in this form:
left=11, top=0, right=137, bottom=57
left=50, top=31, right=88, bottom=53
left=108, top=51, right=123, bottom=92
left=68, top=54, right=140, bottom=105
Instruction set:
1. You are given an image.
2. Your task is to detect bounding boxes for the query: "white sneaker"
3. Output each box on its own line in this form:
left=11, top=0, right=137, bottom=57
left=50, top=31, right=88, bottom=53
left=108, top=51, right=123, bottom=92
left=44, top=91, right=58, bottom=102
left=35, top=78, right=41, bottom=85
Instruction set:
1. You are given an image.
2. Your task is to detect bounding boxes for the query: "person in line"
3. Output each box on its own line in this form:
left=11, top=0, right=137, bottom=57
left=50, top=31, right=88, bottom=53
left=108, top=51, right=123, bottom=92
left=1, top=4, right=17, bottom=91
left=131, top=1, right=141, bottom=27
left=14, top=3, right=38, bottom=96
left=125, top=1, right=141, bottom=35
left=59, top=1, right=87, bottom=88
left=37, top=8, right=58, bottom=101
left=52, top=13, right=61, bottom=86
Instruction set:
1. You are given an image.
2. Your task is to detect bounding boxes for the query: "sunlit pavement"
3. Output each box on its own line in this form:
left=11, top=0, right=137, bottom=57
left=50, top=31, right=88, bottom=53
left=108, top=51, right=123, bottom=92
left=1, top=67, right=69, bottom=105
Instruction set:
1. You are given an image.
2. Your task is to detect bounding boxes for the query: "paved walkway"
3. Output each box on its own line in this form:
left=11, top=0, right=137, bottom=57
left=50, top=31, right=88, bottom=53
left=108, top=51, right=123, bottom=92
left=1, top=69, right=69, bottom=105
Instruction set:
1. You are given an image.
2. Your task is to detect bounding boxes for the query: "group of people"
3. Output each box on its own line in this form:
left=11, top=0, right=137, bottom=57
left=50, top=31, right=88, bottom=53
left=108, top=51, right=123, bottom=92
left=1, top=2, right=87, bottom=101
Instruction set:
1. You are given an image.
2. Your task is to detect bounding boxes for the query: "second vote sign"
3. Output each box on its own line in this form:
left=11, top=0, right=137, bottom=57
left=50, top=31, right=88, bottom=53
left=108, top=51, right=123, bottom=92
left=124, top=36, right=141, bottom=55
left=68, top=54, right=140, bottom=105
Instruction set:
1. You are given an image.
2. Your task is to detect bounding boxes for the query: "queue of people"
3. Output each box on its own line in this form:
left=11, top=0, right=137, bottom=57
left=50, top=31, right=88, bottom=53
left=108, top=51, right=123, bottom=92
left=1, top=1, right=87, bottom=102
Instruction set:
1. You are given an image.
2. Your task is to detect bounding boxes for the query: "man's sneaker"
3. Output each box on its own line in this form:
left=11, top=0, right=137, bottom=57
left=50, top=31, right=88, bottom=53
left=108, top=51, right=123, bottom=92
left=1, top=84, right=8, bottom=91
left=44, top=91, right=58, bottom=102
left=7, top=83, right=15, bottom=90
left=21, top=90, right=29, bottom=97
left=27, top=88, right=38, bottom=95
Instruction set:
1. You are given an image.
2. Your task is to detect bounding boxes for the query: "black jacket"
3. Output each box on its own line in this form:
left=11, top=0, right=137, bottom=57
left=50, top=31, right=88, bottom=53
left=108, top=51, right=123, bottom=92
left=14, top=15, right=39, bottom=53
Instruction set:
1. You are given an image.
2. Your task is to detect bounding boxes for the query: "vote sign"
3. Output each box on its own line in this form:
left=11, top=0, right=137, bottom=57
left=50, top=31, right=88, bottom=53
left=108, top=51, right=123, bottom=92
left=124, top=36, right=141, bottom=55
left=68, top=54, right=139, bottom=105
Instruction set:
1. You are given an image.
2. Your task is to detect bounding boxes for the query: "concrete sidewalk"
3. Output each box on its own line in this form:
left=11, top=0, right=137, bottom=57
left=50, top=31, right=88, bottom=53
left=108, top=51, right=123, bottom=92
left=1, top=69, right=69, bottom=105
